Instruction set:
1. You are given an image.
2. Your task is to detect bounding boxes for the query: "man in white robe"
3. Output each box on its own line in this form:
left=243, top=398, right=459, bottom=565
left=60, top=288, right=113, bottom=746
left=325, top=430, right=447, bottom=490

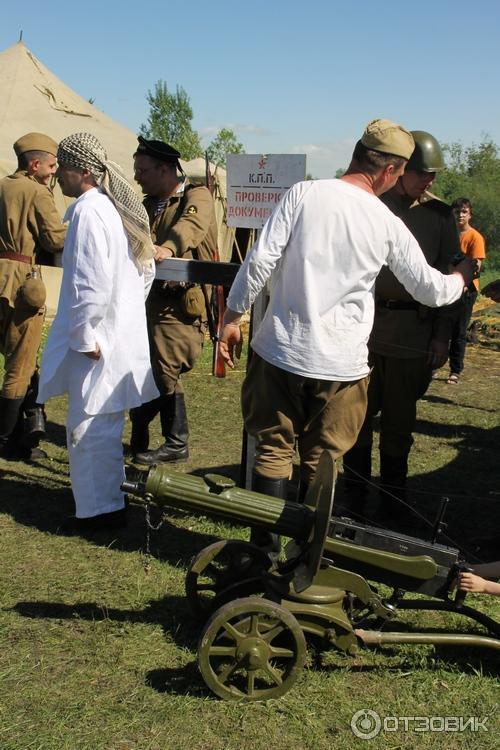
left=38, top=133, right=159, bottom=531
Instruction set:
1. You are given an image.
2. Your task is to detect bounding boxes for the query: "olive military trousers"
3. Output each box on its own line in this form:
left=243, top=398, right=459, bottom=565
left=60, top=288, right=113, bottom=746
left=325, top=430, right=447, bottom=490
left=354, top=351, right=432, bottom=458
left=146, top=286, right=205, bottom=396
left=242, top=354, right=369, bottom=484
left=0, top=298, right=44, bottom=399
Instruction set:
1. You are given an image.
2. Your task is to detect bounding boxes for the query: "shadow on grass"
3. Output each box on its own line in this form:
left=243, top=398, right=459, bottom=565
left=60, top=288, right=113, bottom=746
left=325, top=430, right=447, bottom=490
left=339, top=421, right=500, bottom=563
left=11, top=595, right=209, bottom=697
left=324, top=644, right=500, bottom=678
left=145, top=664, right=206, bottom=696
left=409, top=423, right=500, bottom=561
left=0, top=463, right=244, bottom=565
left=12, top=595, right=198, bottom=645
left=11, top=596, right=499, bottom=699
left=44, top=418, right=68, bottom=448
left=420, top=393, right=498, bottom=413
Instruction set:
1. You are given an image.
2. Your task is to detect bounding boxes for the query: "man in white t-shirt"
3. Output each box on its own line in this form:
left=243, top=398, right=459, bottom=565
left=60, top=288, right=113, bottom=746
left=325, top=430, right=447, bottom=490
left=219, top=119, right=474, bottom=557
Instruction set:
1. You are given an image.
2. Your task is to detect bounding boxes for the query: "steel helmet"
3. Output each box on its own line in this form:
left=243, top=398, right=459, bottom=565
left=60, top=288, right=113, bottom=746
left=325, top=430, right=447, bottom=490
left=406, top=131, right=445, bottom=172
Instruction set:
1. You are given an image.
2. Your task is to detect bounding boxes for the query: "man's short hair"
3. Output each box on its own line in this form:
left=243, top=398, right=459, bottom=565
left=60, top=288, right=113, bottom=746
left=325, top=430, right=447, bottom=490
left=451, top=197, right=472, bottom=212
left=352, top=141, right=406, bottom=175
left=17, top=150, right=51, bottom=170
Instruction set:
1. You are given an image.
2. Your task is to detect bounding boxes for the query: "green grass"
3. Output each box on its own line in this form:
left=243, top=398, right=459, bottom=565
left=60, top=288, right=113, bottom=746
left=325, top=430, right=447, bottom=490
left=1, top=334, right=499, bottom=750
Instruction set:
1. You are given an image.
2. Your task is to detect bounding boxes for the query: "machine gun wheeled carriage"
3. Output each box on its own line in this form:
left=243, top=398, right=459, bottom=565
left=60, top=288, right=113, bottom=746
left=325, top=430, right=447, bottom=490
left=123, top=451, right=500, bottom=701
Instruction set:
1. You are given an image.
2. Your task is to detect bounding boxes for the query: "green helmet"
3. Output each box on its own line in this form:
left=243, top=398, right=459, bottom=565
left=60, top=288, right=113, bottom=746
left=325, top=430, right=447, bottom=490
left=406, top=131, right=445, bottom=172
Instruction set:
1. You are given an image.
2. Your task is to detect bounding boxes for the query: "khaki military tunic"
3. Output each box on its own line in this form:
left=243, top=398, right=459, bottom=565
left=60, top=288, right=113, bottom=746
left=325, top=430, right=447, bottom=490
left=0, top=171, right=66, bottom=398
left=145, top=182, right=218, bottom=394
left=370, top=189, right=460, bottom=358
left=358, top=189, right=461, bottom=457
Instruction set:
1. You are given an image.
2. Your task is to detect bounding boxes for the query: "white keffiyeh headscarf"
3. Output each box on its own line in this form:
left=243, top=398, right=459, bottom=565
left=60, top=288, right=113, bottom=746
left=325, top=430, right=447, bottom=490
left=57, top=132, right=154, bottom=266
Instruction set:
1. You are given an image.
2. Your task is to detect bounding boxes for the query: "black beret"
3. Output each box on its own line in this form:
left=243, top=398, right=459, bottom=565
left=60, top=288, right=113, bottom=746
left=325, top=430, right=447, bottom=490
left=134, top=136, right=181, bottom=163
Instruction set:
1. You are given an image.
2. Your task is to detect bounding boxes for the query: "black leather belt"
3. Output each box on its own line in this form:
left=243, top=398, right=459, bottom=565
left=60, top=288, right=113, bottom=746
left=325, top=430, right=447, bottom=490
left=376, top=298, right=419, bottom=310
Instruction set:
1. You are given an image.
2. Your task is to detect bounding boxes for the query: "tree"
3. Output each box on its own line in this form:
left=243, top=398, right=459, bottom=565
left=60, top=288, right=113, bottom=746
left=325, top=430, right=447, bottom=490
left=433, top=138, right=500, bottom=266
left=206, top=128, right=244, bottom=167
left=140, top=81, right=203, bottom=160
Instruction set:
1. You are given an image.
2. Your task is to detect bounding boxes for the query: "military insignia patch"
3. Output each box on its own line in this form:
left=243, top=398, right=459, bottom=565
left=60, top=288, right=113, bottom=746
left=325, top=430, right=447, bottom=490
left=187, top=206, right=197, bottom=215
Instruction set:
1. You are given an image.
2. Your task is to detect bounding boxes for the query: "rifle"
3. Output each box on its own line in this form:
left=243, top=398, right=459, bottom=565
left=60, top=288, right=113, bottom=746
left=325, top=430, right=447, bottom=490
left=205, top=152, right=226, bottom=378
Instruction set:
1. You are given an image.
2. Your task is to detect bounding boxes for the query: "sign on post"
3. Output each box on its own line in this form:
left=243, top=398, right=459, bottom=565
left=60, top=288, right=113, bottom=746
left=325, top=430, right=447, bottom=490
left=226, top=154, right=306, bottom=229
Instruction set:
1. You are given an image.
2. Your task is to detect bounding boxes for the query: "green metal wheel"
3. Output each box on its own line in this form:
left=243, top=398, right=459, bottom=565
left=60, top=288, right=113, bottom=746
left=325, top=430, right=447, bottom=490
left=198, top=596, right=307, bottom=701
left=185, top=540, right=272, bottom=619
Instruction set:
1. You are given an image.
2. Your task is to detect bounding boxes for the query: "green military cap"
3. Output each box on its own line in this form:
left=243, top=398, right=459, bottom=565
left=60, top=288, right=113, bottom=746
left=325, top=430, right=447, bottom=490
left=361, top=119, right=415, bottom=160
left=14, top=132, right=58, bottom=157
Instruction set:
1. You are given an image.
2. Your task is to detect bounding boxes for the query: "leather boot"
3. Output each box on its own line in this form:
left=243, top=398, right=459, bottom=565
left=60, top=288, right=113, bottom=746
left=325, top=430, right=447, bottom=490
left=135, top=393, right=189, bottom=465
left=129, top=397, right=162, bottom=455
left=250, top=472, right=289, bottom=562
left=0, top=396, right=25, bottom=457
left=22, top=372, right=46, bottom=446
left=342, top=443, right=372, bottom=516
left=376, top=452, right=408, bottom=523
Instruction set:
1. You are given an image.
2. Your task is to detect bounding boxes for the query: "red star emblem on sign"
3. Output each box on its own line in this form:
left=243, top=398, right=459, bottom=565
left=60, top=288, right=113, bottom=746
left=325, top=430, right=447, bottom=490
left=258, top=156, right=267, bottom=170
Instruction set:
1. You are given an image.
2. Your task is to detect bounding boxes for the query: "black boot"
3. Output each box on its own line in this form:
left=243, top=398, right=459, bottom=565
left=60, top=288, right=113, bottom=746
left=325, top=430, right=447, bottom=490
left=135, top=393, right=189, bottom=465
left=250, top=472, right=288, bottom=562
left=342, top=444, right=372, bottom=516
left=22, top=372, right=46, bottom=446
left=376, top=452, right=408, bottom=524
left=129, top=397, right=162, bottom=455
left=0, top=396, right=25, bottom=457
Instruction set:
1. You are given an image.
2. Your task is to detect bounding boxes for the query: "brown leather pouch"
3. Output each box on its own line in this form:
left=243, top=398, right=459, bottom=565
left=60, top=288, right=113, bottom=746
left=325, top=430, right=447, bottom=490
left=181, top=285, right=206, bottom=317
left=17, top=273, right=46, bottom=310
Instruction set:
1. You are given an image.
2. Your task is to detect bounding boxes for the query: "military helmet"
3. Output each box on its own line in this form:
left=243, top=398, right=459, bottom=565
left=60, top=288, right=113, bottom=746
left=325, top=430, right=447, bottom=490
left=406, top=131, right=445, bottom=172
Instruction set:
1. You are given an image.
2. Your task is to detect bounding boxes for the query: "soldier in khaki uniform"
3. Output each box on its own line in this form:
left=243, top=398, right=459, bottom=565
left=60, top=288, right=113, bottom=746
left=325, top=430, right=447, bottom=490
left=0, top=133, right=66, bottom=458
left=343, top=131, right=461, bottom=522
left=131, top=137, right=217, bottom=464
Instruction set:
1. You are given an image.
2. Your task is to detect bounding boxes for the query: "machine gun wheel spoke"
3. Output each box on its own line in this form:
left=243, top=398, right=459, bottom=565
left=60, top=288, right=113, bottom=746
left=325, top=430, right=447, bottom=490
left=185, top=540, right=272, bottom=619
left=198, top=596, right=307, bottom=701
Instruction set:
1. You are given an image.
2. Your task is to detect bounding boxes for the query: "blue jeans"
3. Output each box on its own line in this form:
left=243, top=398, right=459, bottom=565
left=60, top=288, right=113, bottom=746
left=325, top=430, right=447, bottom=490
left=449, top=289, right=477, bottom=375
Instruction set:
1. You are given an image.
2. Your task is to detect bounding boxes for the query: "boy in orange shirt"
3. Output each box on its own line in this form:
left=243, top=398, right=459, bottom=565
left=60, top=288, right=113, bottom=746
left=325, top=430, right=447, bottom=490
left=447, top=197, right=486, bottom=384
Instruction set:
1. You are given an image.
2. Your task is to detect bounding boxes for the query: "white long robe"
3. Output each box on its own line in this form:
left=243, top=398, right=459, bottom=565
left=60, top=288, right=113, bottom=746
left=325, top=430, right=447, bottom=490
left=39, top=187, right=159, bottom=518
left=39, top=187, right=158, bottom=411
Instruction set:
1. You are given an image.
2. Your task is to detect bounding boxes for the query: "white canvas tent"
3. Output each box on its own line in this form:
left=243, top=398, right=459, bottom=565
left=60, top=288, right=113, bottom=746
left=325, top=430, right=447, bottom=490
left=0, top=41, right=234, bottom=263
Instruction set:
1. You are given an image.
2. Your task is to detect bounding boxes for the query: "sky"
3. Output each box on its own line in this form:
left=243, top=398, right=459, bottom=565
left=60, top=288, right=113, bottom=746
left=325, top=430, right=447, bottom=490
left=1, top=0, right=499, bottom=177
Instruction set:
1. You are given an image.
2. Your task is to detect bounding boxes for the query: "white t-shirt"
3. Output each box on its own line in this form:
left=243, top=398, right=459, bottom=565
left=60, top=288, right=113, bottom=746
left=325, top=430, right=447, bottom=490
left=227, top=179, right=464, bottom=381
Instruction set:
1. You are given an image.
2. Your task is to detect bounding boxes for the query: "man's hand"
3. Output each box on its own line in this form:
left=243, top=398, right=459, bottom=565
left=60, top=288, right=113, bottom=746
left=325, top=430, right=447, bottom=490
left=84, top=345, right=101, bottom=360
left=154, top=244, right=174, bottom=262
left=450, top=256, right=476, bottom=287
left=482, top=279, right=500, bottom=303
left=427, top=339, right=448, bottom=369
left=219, top=323, right=243, bottom=369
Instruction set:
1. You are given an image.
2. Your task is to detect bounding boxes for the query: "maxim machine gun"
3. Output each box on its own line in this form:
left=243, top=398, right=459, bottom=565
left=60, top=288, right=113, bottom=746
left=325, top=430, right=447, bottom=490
left=123, top=452, right=500, bottom=701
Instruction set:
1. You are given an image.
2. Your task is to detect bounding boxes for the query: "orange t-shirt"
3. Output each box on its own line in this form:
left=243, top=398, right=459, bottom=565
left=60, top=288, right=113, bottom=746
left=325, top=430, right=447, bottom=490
left=460, top=227, right=486, bottom=290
